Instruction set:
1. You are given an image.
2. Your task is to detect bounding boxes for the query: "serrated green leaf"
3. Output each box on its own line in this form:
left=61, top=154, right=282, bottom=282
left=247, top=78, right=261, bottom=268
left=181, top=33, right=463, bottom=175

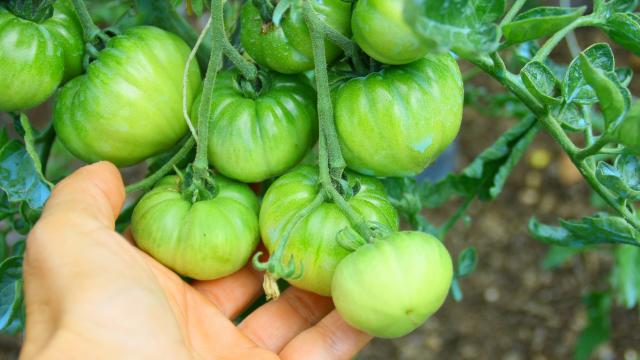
left=615, top=67, right=633, bottom=87
left=603, top=12, right=640, bottom=56
left=529, top=215, right=640, bottom=247
left=564, top=43, right=615, bottom=105
left=579, top=52, right=631, bottom=126
left=457, top=247, right=477, bottom=277
left=611, top=101, right=640, bottom=155
left=0, top=256, right=23, bottom=330
left=595, top=161, right=640, bottom=200
left=556, top=103, right=589, bottom=131
left=611, top=246, right=640, bottom=309
left=0, top=140, right=51, bottom=210
left=521, top=61, right=563, bottom=106
left=19, top=115, right=52, bottom=188
left=575, top=292, right=611, bottom=360
left=422, top=116, right=539, bottom=207
left=502, top=6, right=586, bottom=44
left=405, top=0, right=502, bottom=56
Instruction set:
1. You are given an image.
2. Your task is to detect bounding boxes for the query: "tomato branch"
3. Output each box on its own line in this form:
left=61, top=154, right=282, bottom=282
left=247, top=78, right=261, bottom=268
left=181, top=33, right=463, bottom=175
left=125, top=137, right=195, bottom=194
left=533, top=16, right=597, bottom=62
left=499, top=0, right=528, bottom=27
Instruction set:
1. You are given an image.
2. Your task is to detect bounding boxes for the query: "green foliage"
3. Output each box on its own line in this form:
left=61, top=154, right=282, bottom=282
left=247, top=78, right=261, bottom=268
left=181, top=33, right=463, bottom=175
left=502, top=6, right=586, bottom=45
left=521, top=60, right=562, bottom=106
left=575, top=292, right=611, bottom=360
left=529, top=215, right=640, bottom=247
left=0, top=257, right=24, bottom=332
left=404, top=0, right=504, bottom=56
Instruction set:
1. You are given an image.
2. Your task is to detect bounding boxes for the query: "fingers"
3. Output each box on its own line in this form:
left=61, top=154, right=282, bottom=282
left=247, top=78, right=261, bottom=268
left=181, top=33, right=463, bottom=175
left=40, top=161, right=125, bottom=228
left=239, top=287, right=333, bottom=353
left=191, top=265, right=263, bottom=319
left=280, top=311, right=372, bottom=360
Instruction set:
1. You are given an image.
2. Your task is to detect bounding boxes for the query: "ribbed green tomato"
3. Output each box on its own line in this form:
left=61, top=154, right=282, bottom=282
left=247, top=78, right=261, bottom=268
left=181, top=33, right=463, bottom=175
left=352, top=0, right=429, bottom=65
left=612, top=101, right=640, bottom=155
left=332, top=231, right=453, bottom=338
left=240, top=0, right=351, bottom=74
left=259, top=166, right=398, bottom=296
left=191, top=70, right=317, bottom=183
left=131, top=175, right=260, bottom=280
left=0, top=0, right=83, bottom=111
left=334, top=54, right=463, bottom=177
left=54, top=26, right=201, bottom=167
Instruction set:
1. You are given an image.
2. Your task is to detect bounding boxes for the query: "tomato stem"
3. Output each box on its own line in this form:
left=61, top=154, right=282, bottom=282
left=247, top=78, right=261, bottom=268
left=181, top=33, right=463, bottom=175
left=498, top=0, right=527, bottom=27
left=303, top=0, right=374, bottom=242
left=70, top=0, right=111, bottom=67
left=191, top=0, right=226, bottom=199
left=125, top=137, right=196, bottom=194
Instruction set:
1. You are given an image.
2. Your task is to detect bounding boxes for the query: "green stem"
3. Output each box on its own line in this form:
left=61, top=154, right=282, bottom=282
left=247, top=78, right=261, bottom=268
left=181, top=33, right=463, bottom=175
left=305, top=6, right=365, bottom=74
left=302, top=0, right=346, bottom=181
left=222, top=41, right=257, bottom=81
left=499, top=0, right=528, bottom=27
left=533, top=16, right=595, bottom=62
left=439, top=196, right=474, bottom=239
left=575, top=134, right=609, bottom=161
left=125, top=137, right=195, bottom=193
left=70, top=0, right=103, bottom=42
left=193, top=0, right=225, bottom=186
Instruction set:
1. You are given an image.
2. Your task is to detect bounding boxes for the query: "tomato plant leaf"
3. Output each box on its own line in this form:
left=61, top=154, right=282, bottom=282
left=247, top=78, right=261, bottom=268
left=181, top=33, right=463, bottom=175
left=501, top=6, right=586, bottom=45
left=19, top=115, right=52, bottom=188
left=0, top=139, right=51, bottom=210
left=602, top=12, right=640, bottom=56
left=422, top=116, right=539, bottom=207
left=541, top=245, right=583, bottom=269
left=555, top=103, right=589, bottom=131
left=595, top=161, right=640, bottom=200
left=615, top=67, right=633, bottom=87
left=611, top=246, right=640, bottom=309
left=564, top=43, right=615, bottom=105
left=529, top=215, right=640, bottom=247
left=0, top=256, right=23, bottom=331
left=450, top=277, right=464, bottom=302
left=574, top=292, right=611, bottom=360
left=521, top=61, right=563, bottom=106
left=404, top=0, right=503, bottom=56
left=579, top=52, right=631, bottom=127
left=457, top=247, right=477, bottom=277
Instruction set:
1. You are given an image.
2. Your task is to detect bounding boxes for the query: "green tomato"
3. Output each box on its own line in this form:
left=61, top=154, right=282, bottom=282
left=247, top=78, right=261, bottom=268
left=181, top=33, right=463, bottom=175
left=259, top=165, right=398, bottom=296
left=240, top=0, right=351, bottom=74
left=54, top=26, right=202, bottom=167
left=332, top=231, right=453, bottom=338
left=191, top=70, right=318, bottom=183
left=352, top=0, right=429, bottom=65
left=334, top=54, right=463, bottom=177
left=131, top=175, right=260, bottom=280
left=0, top=0, right=83, bottom=111
left=612, top=101, right=640, bottom=155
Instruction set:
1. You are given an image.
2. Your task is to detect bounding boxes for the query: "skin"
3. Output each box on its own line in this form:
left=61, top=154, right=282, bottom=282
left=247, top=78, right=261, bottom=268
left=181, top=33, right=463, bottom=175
left=22, top=162, right=371, bottom=359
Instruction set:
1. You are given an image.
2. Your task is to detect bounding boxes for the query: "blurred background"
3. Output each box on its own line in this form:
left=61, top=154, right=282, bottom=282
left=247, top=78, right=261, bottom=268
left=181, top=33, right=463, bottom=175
left=1, top=0, right=639, bottom=359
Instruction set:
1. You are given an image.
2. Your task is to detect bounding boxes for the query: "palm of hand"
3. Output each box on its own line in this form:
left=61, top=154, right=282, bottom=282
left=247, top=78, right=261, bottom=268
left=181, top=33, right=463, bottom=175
left=21, top=162, right=369, bottom=360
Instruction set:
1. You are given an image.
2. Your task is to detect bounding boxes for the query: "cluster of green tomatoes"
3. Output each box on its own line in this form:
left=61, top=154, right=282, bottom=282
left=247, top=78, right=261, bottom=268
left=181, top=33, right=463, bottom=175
left=1, top=0, right=464, bottom=338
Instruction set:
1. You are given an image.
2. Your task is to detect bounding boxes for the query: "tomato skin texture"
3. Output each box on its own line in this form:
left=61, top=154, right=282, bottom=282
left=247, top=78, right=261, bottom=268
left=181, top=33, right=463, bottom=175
left=334, top=54, right=463, bottom=177
left=240, top=0, right=351, bottom=74
left=352, top=0, right=428, bottom=65
left=191, top=70, right=318, bottom=183
left=54, top=26, right=202, bottom=167
left=0, top=0, right=83, bottom=111
left=332, top=231, right=453, bottom=338
left=612, top=101, right=640, bottom=155
left=259, top=166, right=398, bottom=296
left=131, top=175, right=260, bottom=280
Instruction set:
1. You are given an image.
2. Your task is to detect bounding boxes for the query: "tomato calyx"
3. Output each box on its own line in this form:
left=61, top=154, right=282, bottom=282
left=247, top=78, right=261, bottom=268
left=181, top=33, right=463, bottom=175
left=5, top=0, right=55, bottom=23
left=336, top=221, right=395, bottom=252
left=236, top=70, right=270, bottom=99
left=178, top=165, right=218, bottom=203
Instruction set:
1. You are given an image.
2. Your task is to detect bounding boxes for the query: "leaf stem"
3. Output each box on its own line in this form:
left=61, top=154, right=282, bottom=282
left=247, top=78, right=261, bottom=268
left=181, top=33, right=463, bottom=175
left=439, top=196, right=474, bottom=239
left=499, top=0, right=528, bottom=27
left=222, top=41, right=257, bottom=81
left=70, top=0, right=104, bottom=43
left=125, top=137, right=195, bottom=193
left=533, top=15, right=595, bottom=62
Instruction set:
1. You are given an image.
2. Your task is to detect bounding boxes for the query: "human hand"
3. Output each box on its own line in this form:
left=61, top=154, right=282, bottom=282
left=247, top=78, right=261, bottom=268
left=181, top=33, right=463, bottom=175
left=21, top=162, right=371, bottom=359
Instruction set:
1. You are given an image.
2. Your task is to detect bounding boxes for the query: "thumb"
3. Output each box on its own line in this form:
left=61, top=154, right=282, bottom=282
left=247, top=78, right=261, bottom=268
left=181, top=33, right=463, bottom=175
left=40, top=161, right=125, bottom=228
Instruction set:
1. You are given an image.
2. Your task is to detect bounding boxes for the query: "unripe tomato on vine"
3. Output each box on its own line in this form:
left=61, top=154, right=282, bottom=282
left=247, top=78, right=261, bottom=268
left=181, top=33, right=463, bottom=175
left=54, top=26, right=202, bottom=167
left=334, top=54, right=464, bottom=177
left=0, top=0, right=83, bottom=112
left=240, top=0, right=351, bottom=74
